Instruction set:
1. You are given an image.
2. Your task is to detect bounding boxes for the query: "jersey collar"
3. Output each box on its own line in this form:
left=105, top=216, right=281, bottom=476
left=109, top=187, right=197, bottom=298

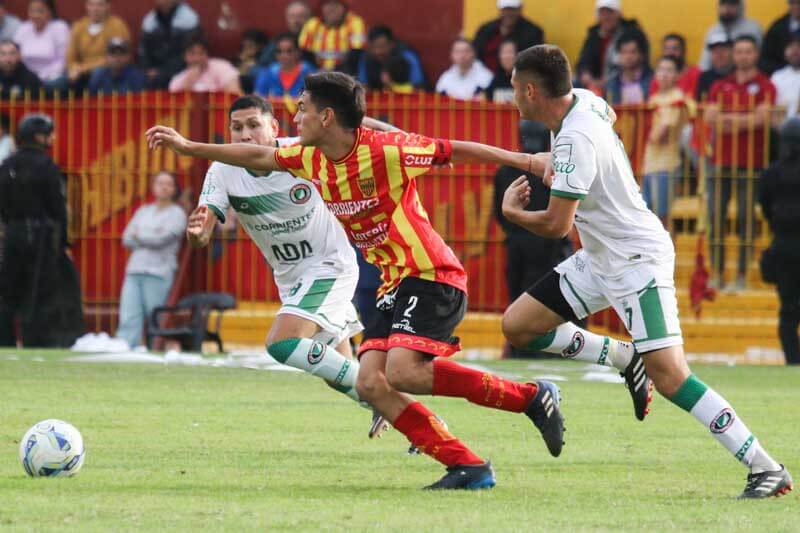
left=245, top=140, right=280, bottom=177
left=554, top=93, right=580, bottom=137
left=330, top=127, right=362, bottom=164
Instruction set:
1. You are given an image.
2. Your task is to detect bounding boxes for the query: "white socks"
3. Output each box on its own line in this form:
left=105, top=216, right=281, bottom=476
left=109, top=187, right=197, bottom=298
left=526, top=322, right=634, bottom=371
left=670, top=374, right=781, bottom=473
left=267, top=337, right=360, bottom=402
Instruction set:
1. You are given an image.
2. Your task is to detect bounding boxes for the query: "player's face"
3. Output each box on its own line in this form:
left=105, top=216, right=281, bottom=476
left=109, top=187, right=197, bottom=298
left=229, top=108, right=278, bottom=146
left=293, top=92, right=325, bottom=145
left=510, top=69, right=537, bottom=120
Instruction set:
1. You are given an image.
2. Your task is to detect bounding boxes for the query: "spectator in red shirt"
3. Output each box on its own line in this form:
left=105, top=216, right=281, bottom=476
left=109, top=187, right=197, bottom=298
left=473, top=0, right=543, bottom=74
left=650, top=33, right=701, bottom=97
left=704, top=35, right=776, bottom=292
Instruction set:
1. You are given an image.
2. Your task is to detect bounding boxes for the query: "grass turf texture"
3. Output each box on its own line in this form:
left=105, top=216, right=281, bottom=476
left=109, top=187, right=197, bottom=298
left=0, top=349, right=798, bottom=532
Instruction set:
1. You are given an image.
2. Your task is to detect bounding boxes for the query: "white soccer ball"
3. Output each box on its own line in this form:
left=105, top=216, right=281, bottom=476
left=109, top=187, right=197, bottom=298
left=19, top=419, right=85, bottom=477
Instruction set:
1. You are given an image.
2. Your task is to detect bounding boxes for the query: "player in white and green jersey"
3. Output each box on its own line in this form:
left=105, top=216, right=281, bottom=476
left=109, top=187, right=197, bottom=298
left=188, top=95, right=390, bottom=438
left=499, top=45, right=792, bottom=499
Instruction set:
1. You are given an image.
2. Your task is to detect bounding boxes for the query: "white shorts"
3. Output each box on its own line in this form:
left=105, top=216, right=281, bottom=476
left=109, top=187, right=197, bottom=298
left=554, top=250, right=683, bottom=353
left=277, top=268, right=363, bottom=347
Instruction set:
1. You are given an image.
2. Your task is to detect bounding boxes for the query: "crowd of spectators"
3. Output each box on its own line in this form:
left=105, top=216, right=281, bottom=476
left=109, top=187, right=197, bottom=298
left=0, top=0, right=794, bottom=123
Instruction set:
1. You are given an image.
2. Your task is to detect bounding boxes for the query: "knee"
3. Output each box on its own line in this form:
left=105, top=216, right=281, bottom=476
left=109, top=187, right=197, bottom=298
left=502, top=311, right=547, bottom=348
left=648, top=363, right=691, bottom=399
left=384, top=361, right=413, bottom=391
left=355, top=368, right=389, bottom=403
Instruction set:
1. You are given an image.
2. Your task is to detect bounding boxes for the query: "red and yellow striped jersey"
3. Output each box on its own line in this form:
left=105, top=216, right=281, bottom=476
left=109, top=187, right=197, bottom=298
left=298, top=13, right=366, bottom=71
left=275, top=127, right=467, bottom=296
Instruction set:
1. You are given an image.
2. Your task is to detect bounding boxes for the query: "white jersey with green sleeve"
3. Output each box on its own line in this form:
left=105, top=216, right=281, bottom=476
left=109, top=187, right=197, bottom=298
left=549, top=89, right=674, bottom=276
left=198, top=137, right=357, bottom=302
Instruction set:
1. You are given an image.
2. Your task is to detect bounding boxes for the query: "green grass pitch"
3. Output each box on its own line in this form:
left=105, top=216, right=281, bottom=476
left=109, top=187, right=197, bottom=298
left=0, top=349, right=798, bottom=531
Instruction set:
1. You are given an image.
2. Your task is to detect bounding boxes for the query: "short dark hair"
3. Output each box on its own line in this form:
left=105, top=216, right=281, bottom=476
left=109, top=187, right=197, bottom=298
left=184, top=34, right=210, bottom=54
left=29, top=0, right=57, bottom=18
left=274, top=32, right=298, bottom=49
left=616, top=31, right=647, bottom=53
left=734, top=34, right=759, bottom=49
left=242, top=29, right=269, bottom=48
left=229, top=94, right=274, bottom=118
left=662, top=33, right=686, bottom=50
left=0, top=39, right=19, bottom=51
left=385, top=55, right=410, bottom=84
left=513, top=44, right=573, bottom=98
left=368, top=25, right=394, bottom=42
left=303, top=71, right=366, bottom=130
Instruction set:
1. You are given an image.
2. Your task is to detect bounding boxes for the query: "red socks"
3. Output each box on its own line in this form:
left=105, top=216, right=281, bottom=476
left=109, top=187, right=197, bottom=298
left=393, top=402, right=483, bottom=467
left=432, top=358, right=537, bottom=413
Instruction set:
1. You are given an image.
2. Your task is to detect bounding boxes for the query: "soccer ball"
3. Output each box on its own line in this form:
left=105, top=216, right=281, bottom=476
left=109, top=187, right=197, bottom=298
left=19, top=419, right=85, bottom=477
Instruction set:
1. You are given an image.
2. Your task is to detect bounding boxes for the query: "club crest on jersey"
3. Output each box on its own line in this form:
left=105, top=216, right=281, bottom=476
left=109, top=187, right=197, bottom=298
left=307, top=341, right=326, bottom=364
left=562, top=331, right=585, bottom=358
left=357, top=176, right=376, bottom=197
left=710, top=408, right=735, bottom=434
left=290, top=183, right=311, bottom=204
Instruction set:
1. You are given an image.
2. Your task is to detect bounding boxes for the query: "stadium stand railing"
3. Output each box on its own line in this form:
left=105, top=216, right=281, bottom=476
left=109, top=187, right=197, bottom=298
left=0, top=91, right=783, bottom=358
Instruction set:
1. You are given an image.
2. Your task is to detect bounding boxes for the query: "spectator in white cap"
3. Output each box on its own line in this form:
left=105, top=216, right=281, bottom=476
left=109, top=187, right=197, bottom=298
left=576, top=0, right=650, bottom=93
left=473, top=0, right=543, bottom=74
left=698, top=0, right=762, bottom=71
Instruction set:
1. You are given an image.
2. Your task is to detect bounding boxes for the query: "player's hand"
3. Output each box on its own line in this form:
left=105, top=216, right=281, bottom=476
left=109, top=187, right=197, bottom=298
left=186, top=205, right=210, bottom=247
left=502, top=175, right=531, bottom=220
left=146, top=125, right=191, bottom=155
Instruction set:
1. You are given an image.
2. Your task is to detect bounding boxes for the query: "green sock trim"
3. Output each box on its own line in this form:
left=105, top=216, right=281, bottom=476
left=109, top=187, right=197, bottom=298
left=527, top=330, right=556, bottom=351
left=267, top=338, right=301, bottom=364
left=670, top=374, right=708, bottom=412
left=597, top=337, right=610, bottom=365
left=330, top=382, right=351, bottom=394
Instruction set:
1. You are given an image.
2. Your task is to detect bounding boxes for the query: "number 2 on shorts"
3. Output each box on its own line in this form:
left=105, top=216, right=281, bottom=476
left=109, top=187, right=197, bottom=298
left=403, top=296, right=418, bottom=318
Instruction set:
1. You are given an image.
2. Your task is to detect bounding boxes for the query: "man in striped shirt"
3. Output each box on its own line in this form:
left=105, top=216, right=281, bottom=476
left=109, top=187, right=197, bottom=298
left=146, top=72, right=565, bottom=490
left=298, top=0, right=366, bottom=71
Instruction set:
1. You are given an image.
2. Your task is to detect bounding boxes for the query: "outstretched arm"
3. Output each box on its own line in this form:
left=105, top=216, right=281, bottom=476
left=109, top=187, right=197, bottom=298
left=146, top=125, right=280, bottom=172
left=450, top=140, right=551, bottom=176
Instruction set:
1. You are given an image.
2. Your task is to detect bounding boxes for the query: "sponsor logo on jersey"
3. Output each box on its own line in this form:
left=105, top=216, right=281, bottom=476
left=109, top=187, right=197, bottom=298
left=290, top=183, right=312, bottom=204
left=350, top=222, right=389, bottom=249
left=710, top=408, right=735, bottom=434
left=358, top=176, right=376, bottom=197
left=244, top=208, right=315, bottom=235
left=562, top=332, right=585, bottom=358
left=404, top=154, right=433, bottom=167
left=325, top=198, right=380, bottom=218
left=553, top=161, right=576, bottom=174
left=307, top=341, right=326, bottom=364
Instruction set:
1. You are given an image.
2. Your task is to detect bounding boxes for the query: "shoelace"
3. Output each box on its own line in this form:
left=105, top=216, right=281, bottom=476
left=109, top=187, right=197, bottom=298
left=743, top=473, right=763, bottom=492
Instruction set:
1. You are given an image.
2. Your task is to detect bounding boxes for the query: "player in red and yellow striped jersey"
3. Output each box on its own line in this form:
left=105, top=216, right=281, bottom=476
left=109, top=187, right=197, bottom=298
left=146, top=72, right=565, bottom=490
left=298, top=0, right=366, bottom=71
